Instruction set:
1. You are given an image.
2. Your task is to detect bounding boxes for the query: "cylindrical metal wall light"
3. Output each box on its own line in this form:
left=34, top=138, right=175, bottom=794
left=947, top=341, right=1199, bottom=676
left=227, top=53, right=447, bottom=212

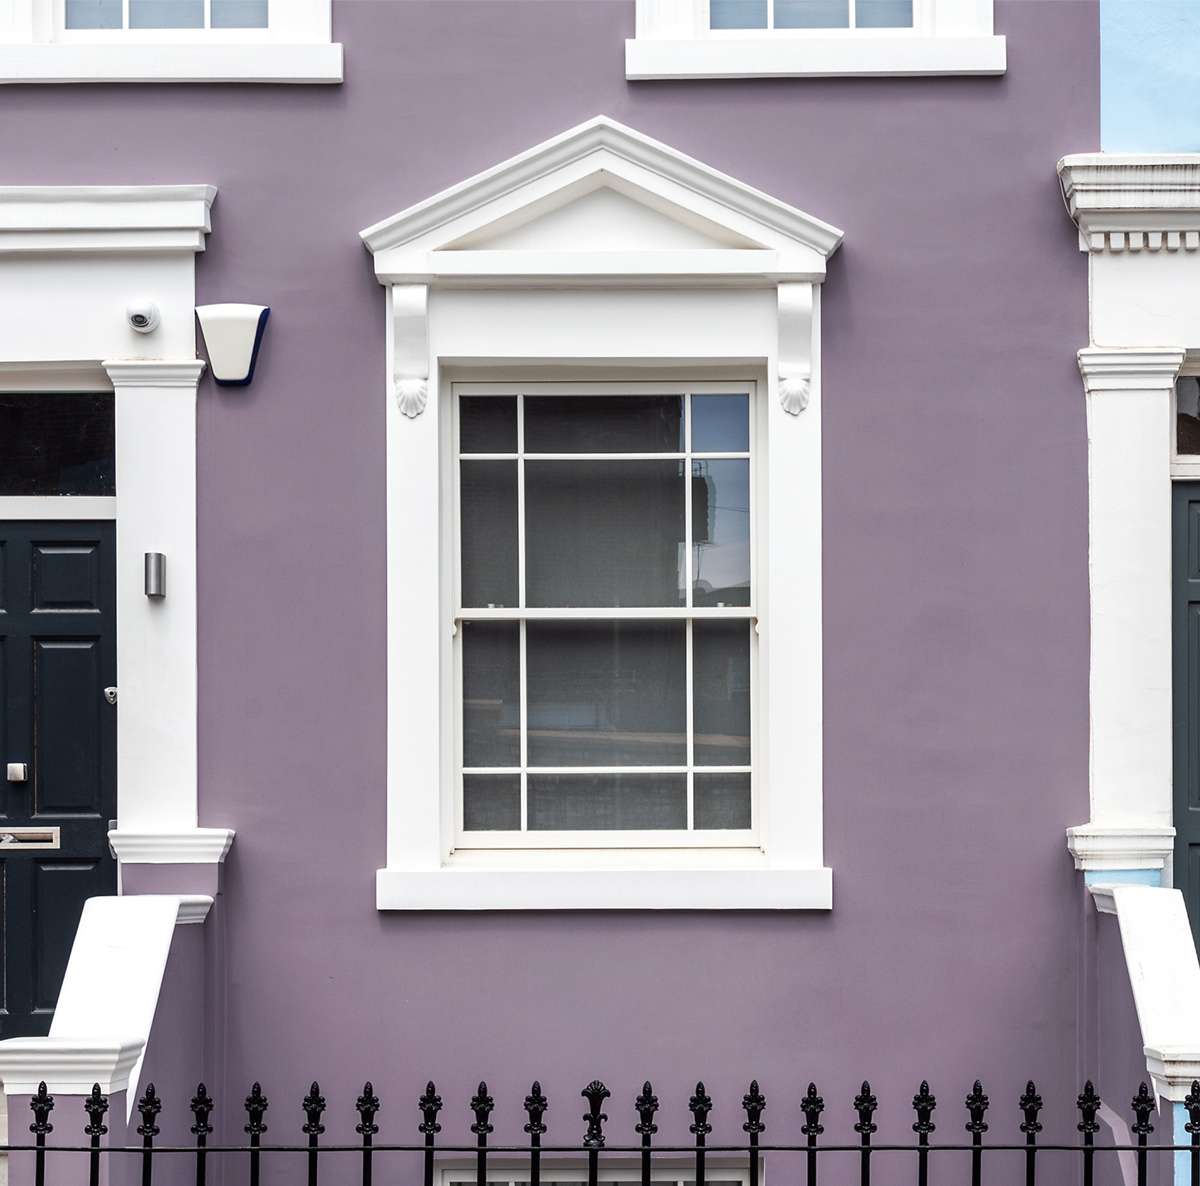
left=144, top=552, right=166, bottom=599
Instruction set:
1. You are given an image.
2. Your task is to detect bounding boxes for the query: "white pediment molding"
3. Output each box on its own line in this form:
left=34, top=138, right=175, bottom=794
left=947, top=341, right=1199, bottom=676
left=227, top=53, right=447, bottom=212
left=360, top=116, right=843, bottom=285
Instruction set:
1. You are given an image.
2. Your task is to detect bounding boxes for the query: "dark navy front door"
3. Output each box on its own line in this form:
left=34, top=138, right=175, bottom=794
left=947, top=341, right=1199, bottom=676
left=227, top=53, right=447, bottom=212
left=0, top=521, right=116, bottom=1037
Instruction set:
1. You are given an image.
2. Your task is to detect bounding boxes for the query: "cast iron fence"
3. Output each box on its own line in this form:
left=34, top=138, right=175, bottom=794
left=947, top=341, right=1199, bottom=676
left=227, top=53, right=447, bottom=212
left=5, top=1075, right=1200, bottom=1186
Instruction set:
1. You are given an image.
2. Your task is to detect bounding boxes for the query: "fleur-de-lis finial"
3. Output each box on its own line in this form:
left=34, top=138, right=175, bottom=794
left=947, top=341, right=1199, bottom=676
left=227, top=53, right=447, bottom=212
left=418, top=1082, right=442, bottom=1135
left=29, top=1082, right=54, bottom=1137
left=912, top=1081, right=936, bottom=1137
left=1131, top=1083, right=1154, bottom=1137
left=965, top=1080, right=989, bottom=1135
left=84, top=1084, right=109, bottom=1139
left=471, top=1082, right=495, bottom=1136
left=582, top=1081, right=610, bottom=1148
left=801, top=1084, right=824, bottom=1137
left=524, top=1082, right=549, bottom=1137
left=853, top=1082, right=877, bottom=1135
left=635, top=1082, right=659, bottom=1136
left=191, top=1084, right=214, bottom=1138
left=689, top=1082, right=713, bottom=1136
left=137, top=1085, right=162, bottom=1138
left=1077, top=1082, right=1101, bottom=1136
left=356, top=1082, right=381, bottom=1136
left=1019, top=1082, right=1043, bottom=1134
left=742, top=1081, right=766, bottom=1135
left=303, top=1082, right=327, bottom=1136
left=1186, top=1081, right=1200, bottom=1135
left=244, top=1083, right=269, bottom=1138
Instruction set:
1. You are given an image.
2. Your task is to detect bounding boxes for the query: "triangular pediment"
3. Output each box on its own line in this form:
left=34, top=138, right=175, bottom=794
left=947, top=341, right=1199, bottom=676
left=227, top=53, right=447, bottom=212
left=361, top=116, right=843, bottom=284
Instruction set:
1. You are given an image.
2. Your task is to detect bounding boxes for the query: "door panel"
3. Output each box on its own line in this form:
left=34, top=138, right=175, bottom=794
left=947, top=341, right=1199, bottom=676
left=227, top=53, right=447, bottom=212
left=0, top=521, right=116, bottom=1038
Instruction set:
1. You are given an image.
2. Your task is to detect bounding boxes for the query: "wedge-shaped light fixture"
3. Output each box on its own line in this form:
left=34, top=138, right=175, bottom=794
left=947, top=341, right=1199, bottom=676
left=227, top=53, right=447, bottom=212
left=195, top=304, right=270, bottom=386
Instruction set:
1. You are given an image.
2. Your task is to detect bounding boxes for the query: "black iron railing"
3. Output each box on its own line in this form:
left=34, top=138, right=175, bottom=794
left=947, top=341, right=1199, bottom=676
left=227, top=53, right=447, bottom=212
left=6, top=1074, right=1200, bottom=1186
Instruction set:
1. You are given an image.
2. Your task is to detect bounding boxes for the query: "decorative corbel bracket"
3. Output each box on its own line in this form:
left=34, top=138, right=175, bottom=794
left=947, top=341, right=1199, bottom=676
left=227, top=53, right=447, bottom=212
left=778, top=283, right=814, bottom=415
left=392, top=283, right=429, bottom=418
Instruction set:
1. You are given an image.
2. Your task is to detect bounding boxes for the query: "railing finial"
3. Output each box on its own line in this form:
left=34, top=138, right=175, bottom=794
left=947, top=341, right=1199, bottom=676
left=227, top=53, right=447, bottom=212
left=418, top=1081, right=442, bottom=1134
left=635, top=1082, right=659, bottom=1136
left=470, top=1082, right=495, bottom=1136
left=742, top=1081, right=766, bottom=1135
left=582, top=1081, right=611, bottom=1148
left=303, top=1081, right=327, bottom=1136
left=689, top=1082, right=713, bottom=1136
left=30, top=1081, right=54, bottom=1136
left=525, top=1082, right=549, bottom=1136
left=801, top=1083, right=824, bottom=1136
left=356, top=1081, right=381, bottom=1136
left=965, top=1080, right=989, bottom=1134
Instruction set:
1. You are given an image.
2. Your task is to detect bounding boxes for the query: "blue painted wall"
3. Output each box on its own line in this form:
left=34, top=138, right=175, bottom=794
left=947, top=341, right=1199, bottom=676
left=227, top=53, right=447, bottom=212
left=1103, top=0, right=1200, bottom=151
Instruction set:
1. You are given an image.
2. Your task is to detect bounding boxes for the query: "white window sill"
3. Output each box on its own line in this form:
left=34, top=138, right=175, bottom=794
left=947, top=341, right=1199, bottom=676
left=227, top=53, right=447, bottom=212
left=0, top=42, right=343, bottom=83
left=625, top=35, right=1006, bottom=80
left=376, top=865, right=833, bottom=910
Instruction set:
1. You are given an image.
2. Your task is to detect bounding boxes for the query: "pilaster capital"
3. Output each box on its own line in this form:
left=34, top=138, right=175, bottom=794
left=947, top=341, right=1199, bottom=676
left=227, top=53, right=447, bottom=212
left=1077, top=347, right=1185, bottom=393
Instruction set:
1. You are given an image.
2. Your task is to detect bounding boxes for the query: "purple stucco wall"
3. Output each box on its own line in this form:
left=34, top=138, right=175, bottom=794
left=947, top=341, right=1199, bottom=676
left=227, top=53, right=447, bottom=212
left=0, top=0, right=1102, bottom=1167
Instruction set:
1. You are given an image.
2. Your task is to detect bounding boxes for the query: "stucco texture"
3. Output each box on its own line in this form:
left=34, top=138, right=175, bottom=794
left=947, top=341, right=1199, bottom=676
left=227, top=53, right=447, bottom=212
left=0, top=0, right=1100, bottom=1165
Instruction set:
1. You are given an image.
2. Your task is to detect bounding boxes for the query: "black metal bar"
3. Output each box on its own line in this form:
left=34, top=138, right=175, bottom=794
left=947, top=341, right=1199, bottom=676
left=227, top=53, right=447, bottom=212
left=84, top=1083, right=108, bottom=1186
left=800, top=1084, right=823, bottom=1186
left=1018, top=1081, right=1042, bottom=1186
left=137, top=1084, right=162, bottom=1186
left=1077, top=1081, right=1101, bottom=1186
left=357, top=1082, right=380, bottom=1186
left=191, top=1084, right=214, bottom=1186
left=583, top=1080, right=611, bottom=1186
left=29, top=1080, right=54, bottom=1186
left=853, top=1081, right=877, bottom=1186
left=689, top=1082, right=712, bottom=1186
left=303, top=1082, right=326, bottom=1186
left=742, top=1081, right=765, bottom=1186
left=244, top=1082, right=269, bottom=1186
left=911, top=1081, right=936, bottom=1186
left=635, top=1082, right=658, bottom=1186
left=1186, top=1080, right=1200, bottom=1186
left=471, top=1082, right=495, bottom=1186
left=1130, top=1083, right=1153, bottom=1186
left=420, top=1082, right=442, bottom=1186
left=525, top=1081, right=548, bottom=1186
left=965, top=1080, right=988, bottom=1186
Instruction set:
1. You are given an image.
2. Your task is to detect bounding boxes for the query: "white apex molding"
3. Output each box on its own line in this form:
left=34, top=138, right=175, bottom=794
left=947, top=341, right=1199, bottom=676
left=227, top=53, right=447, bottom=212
left=102, top=358, right=208, bottom=388
left=1066, top=824, right=1177, bottom=872
left=0, top=185, right=216, bottom=254
left=1059, top=154, right=1200, bottom=254
left=108, top=828, right=235, bottom=865
left=0, top=1037, right=144, bottom=1097
left=1077, top=347, right=1186, bottom=391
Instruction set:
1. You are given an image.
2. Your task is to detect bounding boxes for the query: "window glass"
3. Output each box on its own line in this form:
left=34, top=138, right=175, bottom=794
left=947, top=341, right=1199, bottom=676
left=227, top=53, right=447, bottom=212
left=460, top=396, right=518, bottom=454
left=462, top=622, right=521, bottom=767
left=65, top=0, right=121, bottom=28
left=211, top=0, right=268, bottom=26
left=1179, top=377, right=1200, bottom=455
left=709, top=0, right=768, bottom=29
left=460, top=461, right=518, bottom=607
left=856, top=0, right=913, bottom=25
left=692, top=393, right=749, bottom=453
left=528, top=773, right=688, bottom=831
left=775, top=0, right=849, bottom=27
left=525, top=395, right=683, bottom=453
left=693, top=621, right=751, bottom=764
left=695, top=772, right=752, bottom=829
left=692, top=459, right=751, bottom=607
left=0, top=394, right=114, bottom=497
left=129, top=0, right=204, bottom=27
left=463, top=775, right=521, bottom=831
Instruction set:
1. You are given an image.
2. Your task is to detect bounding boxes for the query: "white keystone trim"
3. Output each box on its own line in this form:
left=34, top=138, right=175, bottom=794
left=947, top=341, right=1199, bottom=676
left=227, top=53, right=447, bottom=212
left=107, top=829, right=234, bottom=865
left=0, top=1038, right=144, bottom=1097
left=1067, top=825, right=1177, bottom=872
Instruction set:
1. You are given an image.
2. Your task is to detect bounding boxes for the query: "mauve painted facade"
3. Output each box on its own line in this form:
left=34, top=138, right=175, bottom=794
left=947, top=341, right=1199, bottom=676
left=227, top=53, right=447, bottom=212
left=4, top=0, right=1114, bottom=1171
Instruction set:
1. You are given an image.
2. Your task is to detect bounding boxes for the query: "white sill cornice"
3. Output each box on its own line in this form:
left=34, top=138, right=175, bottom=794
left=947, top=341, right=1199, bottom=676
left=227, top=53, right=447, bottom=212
left=0, top=1037, right=144, bottom=1097
left=376, top=865, right=833, bottom=910
left=1066, top=823, right=1177, bottom=872
left=0, top=41, right=342, bottom=84
left=108, top=827, right=235, bottom=865
left=625, top=35, right=1006, bottom=80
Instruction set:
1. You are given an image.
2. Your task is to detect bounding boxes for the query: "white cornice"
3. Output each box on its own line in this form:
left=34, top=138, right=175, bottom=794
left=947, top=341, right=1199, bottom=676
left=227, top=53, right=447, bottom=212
left=1076, top=347, right=1185, bottom=393
left=0, top=185, right=216, bottom=254
left=1059, top=154, right=1200, bottom=253
left=108, top=827, right=235, bottom=865
left=102, top=359, right=207, bottom=388
left=1066, top=823, right=1176, bottom=871
left=176, top=895, right=215, bottom=924
left=0, top=1037, right=144, bottom=1097
left=1145, top=1045, right=1200, bottom=1103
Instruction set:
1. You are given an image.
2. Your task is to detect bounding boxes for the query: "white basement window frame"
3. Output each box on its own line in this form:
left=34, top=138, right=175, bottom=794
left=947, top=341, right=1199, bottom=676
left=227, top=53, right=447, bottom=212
left=362, top=116, right=842, bottom=911
left=0, top=0, right=341, bottom=82
left=438, top=1163, right=754, bottom=1186
left=625, top=0, right=1005, bottom=79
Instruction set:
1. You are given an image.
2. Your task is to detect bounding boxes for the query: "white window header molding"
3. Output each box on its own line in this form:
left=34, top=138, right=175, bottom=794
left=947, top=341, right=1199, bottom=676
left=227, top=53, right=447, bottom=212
left=626, top=0, right=1004, bottom=79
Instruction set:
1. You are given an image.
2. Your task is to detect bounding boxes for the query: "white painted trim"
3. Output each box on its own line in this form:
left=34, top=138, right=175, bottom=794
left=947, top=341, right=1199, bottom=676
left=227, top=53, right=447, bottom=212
left=0, top=1037, right=143, bottom=1096
left=0, top=361, right=111, bottom=391
left=1067, top=824, right=1177, bottom=872
left=0, top=496, right=115, bottom=519
left=108, top=829, right=234, bottom=865
left=175, top=895, right=213, bottom=924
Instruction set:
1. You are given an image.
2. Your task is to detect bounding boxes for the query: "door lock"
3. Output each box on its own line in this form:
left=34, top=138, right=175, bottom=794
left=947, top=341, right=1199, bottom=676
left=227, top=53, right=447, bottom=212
left=103, top=687, right=118, bottom=705
left=6, top=763, right=28, bottom=783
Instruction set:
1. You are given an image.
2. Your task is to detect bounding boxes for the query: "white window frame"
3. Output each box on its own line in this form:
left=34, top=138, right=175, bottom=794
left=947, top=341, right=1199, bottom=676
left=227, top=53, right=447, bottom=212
left=0, top=0, right=340, bottom=82
left=1171, top=367, right=1200, bottom=481
left=626, top=0, right=1005, bottom=79
left=451, top=379, right=761, bottom=853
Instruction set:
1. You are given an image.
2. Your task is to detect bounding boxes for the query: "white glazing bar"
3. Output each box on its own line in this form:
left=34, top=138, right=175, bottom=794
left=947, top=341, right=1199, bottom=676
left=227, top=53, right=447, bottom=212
left=456, top=607, right=756, bottom=621
left=462, top=765, right=752, bottom=775
left=458, top=452, right=749, bottom=462
left=517, top=393, right=527, bottom=831
left=686, top=617, right=695, bottom=830
left=519, top=619, right=528, bottom=832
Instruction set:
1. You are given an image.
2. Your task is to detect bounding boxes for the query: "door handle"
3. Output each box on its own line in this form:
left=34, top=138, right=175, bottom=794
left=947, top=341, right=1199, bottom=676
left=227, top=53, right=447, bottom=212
left=6, top=762, right=28, bottom=783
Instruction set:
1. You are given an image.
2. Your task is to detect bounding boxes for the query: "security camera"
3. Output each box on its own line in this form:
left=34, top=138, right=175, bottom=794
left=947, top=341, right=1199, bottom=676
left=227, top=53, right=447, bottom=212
left=127, top=301, right=161, bottom=335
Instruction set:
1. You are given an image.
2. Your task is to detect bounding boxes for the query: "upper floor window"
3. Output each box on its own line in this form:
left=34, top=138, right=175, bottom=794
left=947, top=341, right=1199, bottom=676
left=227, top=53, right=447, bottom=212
left=710, top=0, right=912, bottom=31
left=65, top=0, right=267, bottom=30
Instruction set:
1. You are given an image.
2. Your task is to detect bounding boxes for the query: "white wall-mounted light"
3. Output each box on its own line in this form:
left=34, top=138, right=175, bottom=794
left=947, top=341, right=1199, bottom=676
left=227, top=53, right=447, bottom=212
left=195, top=304, right=270, bottom=386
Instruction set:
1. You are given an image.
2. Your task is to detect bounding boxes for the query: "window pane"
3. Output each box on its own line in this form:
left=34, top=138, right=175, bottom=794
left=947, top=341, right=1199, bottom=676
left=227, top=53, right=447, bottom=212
left=460, top=461, right=518, bottom=607
left=0, top=394, right=114, bottom=496
left=856, top=0, right=912, bottom=25
left=65, top=0, right=122, bottom=27
left=692, top=459, right=751, bottom=606
left=526, top=461, right=685, bottom=607
left=462, top=621, right=520, bottom=768
left=1179, top=377, right=1200, bottom=455
left=129, top=0, right=204, bottom=26
left=460, top=396, right=517, bottom=454
left=524, top=395, right=683, bottom=453
left=692, top=393, right=749, bottom=453
left=526, top=621, right=686, bottom=766
left=710, top=0, right=767, bottom=27
left=693, top=621, right=751, bottom=765
left=211, top=0, right=269, bottom=26
left=695, top=773, right=751, bottom=829
left=463, top=774, right=521, bottom=830
left=528, top=773, right=687, bottom=830
left=775, top=0, right=850, bottom=26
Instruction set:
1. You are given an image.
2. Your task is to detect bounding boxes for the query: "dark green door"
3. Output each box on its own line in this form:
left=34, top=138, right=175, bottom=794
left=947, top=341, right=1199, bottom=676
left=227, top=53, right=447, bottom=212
left=0, top=521, right=117, bottom=1037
